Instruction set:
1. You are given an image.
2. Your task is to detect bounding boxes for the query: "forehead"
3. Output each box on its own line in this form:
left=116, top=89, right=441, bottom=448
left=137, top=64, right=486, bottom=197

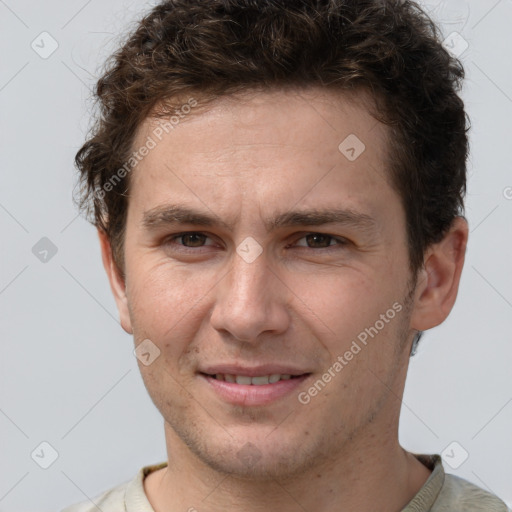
left=139, top=87, right=386, bottom=157
left=127, top=87, right=396, bottom=226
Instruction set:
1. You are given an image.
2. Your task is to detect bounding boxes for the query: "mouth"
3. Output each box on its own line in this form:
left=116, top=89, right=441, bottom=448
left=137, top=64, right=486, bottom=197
left=200, top=372, right=307, bottom=385
left=198, top=371, right=312, bottom=406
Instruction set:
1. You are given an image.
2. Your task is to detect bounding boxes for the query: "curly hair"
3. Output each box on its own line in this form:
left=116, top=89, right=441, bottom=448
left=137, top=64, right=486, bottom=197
left=75, top=0, right=469, bottom=280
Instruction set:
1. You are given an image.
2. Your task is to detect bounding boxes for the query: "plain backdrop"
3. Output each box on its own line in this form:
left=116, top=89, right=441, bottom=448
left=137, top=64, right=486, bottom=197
left=0, top=0, right=511, bottom=510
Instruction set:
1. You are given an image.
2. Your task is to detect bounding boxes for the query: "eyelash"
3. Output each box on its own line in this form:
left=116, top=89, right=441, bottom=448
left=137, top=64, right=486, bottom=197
left=163, top=232, right=349, bottom=252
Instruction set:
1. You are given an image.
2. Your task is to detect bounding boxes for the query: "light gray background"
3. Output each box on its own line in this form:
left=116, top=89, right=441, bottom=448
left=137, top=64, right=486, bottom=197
left=1, top=0, right=511, bottom=510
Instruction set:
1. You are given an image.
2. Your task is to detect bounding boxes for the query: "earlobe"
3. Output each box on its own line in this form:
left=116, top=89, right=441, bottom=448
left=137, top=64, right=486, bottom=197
left=97, top=229, right=133, bottom=335
left=410, top=216, right=469, bottom=332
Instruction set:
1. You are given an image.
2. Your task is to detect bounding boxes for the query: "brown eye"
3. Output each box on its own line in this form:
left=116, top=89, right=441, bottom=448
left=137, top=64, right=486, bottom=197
left=165, top=232, right=215, bottom=250
left=294, top=233, right=347, bottom=249
left=179, top=233, right=208, bottom=247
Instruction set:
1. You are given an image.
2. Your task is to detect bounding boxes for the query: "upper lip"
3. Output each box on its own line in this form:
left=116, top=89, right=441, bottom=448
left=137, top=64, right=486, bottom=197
left=199, top=364, right=311, bottom=377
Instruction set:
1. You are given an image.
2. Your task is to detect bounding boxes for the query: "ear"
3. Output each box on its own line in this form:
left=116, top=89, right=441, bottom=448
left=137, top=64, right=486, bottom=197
left=97, top=228, right=133, bottom=334
left=410, top=216, right=469, bottom=331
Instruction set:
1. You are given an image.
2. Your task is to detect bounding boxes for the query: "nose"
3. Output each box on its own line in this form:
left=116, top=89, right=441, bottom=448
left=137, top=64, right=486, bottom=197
left=209, top=249, right=290, bottom=343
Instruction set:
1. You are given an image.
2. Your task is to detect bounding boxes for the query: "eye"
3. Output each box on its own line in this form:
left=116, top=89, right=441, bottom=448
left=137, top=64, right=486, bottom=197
left=165, top=232, right=216, bottom=249
left=162, top=231, right=349, bottom=253
left=293, top=233, right=348, bottom=249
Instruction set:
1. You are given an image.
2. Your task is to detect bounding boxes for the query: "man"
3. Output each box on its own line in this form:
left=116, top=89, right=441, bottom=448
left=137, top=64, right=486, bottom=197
left=64, top=0, right=508, bottom=510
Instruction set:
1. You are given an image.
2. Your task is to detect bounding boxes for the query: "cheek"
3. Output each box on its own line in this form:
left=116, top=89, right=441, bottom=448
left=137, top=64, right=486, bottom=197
left=126, top=260, right=212, bottom=348
left=295, top=271, right=387, bottom=336
left=300, top=271, right=409, bottom=376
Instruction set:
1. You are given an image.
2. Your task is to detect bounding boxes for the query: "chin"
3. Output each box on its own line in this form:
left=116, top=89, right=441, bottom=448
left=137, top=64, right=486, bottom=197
left=183, top=424, right=328, bottom=481
left=201, top=448, right=312, bottom=481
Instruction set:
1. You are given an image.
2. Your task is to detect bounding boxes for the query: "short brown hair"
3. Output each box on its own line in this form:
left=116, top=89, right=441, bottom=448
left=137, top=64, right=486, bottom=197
left=75, top=0, right=469, bottom=278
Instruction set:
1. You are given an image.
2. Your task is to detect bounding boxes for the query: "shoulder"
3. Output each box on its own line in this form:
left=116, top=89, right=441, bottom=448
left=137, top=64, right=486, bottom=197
left=61, top=480, right=129, bottom=512
left=61, top=462, right=167, bottom=512
left=432, top=473, right=509, bottom=511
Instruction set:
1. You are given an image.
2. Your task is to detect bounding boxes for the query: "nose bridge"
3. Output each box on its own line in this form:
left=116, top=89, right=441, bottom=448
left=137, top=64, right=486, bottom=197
left=229, top=250, right=269, bottom=305
left=210, top=247, right=288, bottom=341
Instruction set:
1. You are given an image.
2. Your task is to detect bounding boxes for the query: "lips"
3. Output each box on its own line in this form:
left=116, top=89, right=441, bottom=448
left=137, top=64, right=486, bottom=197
left=197, top=365, right=312, bottom=406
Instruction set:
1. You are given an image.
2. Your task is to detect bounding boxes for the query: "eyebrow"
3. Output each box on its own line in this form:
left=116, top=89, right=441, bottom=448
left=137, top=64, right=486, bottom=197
left=141, top=204, right=378, bottom=236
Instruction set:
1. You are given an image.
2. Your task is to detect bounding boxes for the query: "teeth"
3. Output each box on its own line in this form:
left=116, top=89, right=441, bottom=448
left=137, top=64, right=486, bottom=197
left=212, top=373, right=294, bottom=384
left=252, top=375, right=270, bottom=385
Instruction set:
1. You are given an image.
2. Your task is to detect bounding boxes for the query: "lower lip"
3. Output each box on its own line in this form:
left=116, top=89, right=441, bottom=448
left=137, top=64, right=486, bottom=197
left=199, top=373, right=311, bottom=406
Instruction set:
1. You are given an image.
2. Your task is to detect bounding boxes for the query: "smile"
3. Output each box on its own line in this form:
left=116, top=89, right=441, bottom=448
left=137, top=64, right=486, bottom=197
left=199, top=372, right=311, bottom=406
left=206, top=373, right=298, bottom=385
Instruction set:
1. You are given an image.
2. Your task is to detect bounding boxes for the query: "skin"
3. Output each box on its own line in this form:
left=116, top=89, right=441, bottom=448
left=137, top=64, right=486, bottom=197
left=99, top=87, right=468, bottom=511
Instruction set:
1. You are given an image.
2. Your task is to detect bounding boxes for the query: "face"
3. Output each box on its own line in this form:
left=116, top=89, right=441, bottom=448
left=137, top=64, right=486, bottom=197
left=109, top=87, right=421, bottom=479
